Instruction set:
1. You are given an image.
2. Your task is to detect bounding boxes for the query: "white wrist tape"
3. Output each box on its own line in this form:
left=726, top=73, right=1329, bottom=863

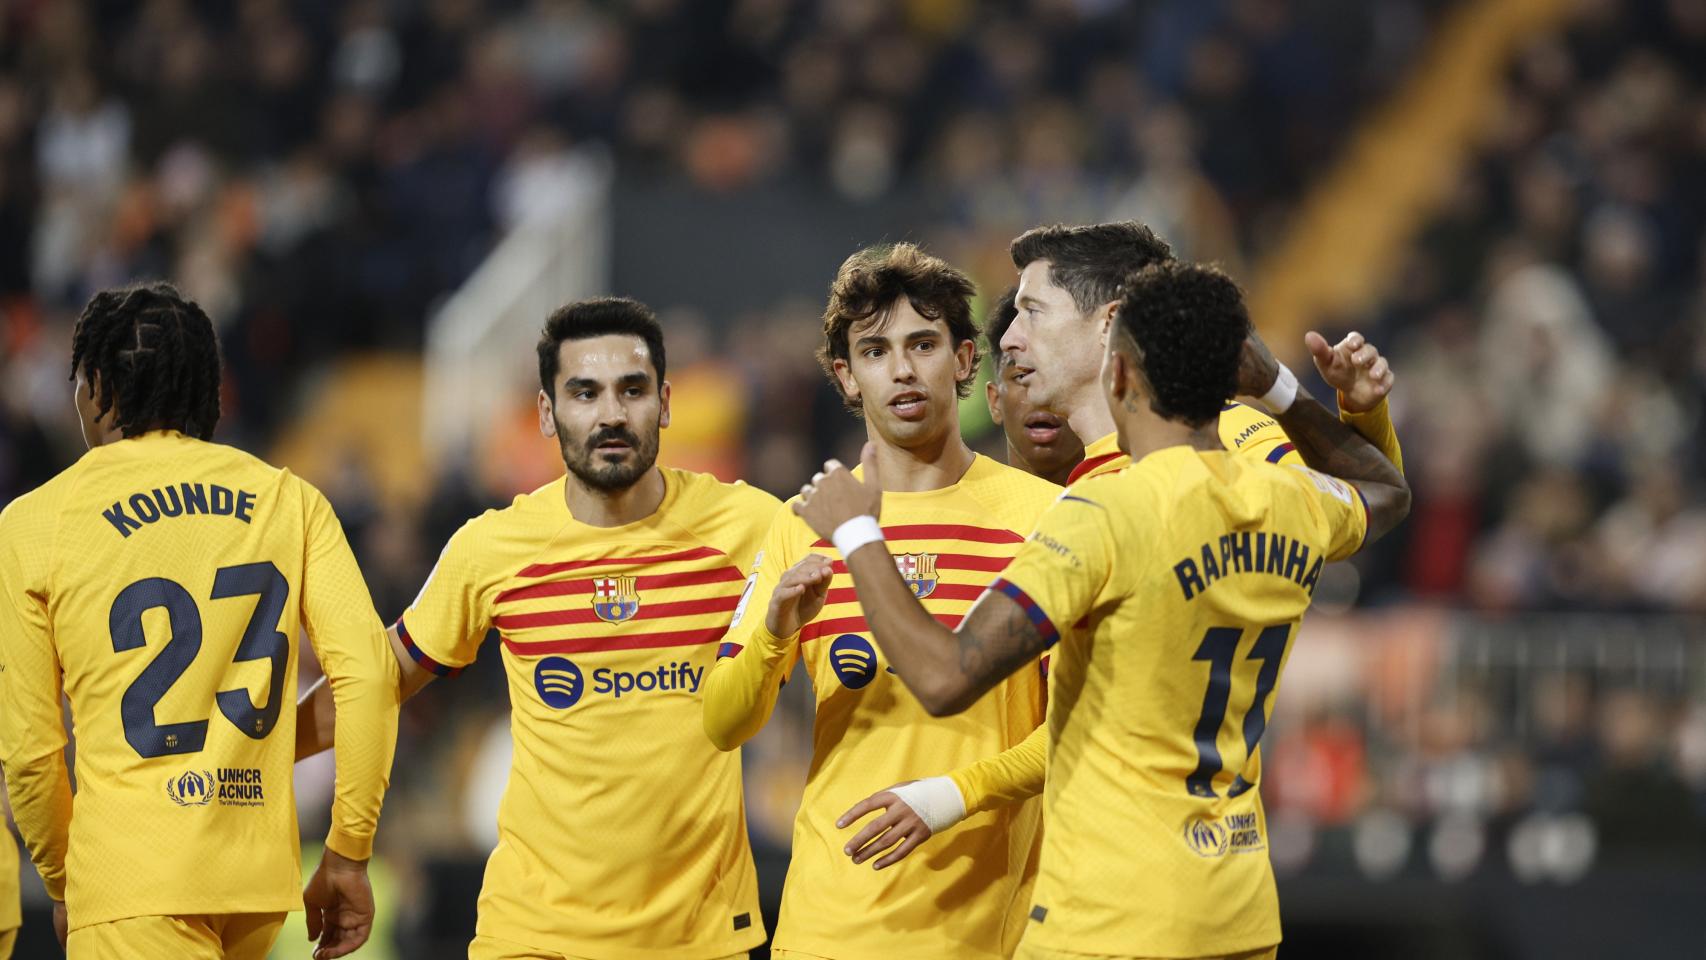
left=831, top=515, right=884, bottom=557
left=890, top=777, right=967, bottom=834
left=1260, top=362, right=1299, bottom=414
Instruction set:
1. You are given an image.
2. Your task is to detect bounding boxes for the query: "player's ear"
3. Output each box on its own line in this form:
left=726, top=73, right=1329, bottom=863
left=832, top=357, right=860, bottom=406
left=658, top=380, right=672, bottom=429
left=984, top=377, right=1002, bottom=424
left=953, top=336, right=975, bottom=384
left=537, top=389, right=557, bottom=439
left=1095, top=301, right=1117, bottom=347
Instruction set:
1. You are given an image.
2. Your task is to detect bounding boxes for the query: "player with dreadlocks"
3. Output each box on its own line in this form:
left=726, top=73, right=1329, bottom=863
left=0, top=282, right=400, bottom=960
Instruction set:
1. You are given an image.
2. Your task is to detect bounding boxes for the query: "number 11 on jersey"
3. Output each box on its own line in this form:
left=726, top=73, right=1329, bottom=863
left=1185, top=622, right=1295, bottom=799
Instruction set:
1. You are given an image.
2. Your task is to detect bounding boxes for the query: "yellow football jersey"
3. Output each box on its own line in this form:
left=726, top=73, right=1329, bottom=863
left=0, top=431, right=395, bottom=930
left=997, top=447, right=1367, bottom=957
left=952, top=399, right=1402, bottom=813
left=1070, top=400, right=1403, bottom=485
left=708, top=454, right=1058, bottom=960
left=0, top=817, right=15, bottom=933
left=399, top=468, right=776, bottom=960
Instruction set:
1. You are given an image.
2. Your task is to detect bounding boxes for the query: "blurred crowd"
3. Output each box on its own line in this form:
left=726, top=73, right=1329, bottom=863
left=1367, top=0, right=1706, bottom=613
left=2, top=1, right=1705, bottom=950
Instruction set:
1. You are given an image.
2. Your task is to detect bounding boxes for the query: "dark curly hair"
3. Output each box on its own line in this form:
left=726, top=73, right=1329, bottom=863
left=983, top=287, right=1018, bottom=371
left=69, top=282, right=222, bottom=440
left=818, top=242, right=980, bottom=413
left=1114, top=262, right=1250, bottom=427
left=1010, top=221, right=1174, bottom=314
left=538, top=297, right=666, bottom=395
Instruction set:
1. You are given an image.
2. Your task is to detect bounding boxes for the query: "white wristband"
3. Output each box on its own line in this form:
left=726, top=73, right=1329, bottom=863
left=831, top=515, right=884, bottom=558
left=1259, top=362, right=1299, bottom=414
left=889, top=777, right=968, bottom=835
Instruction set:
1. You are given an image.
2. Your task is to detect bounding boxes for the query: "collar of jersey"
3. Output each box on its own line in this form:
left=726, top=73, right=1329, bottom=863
left=851, top=452, right=990, bottom=501
left=556, top=466, right=681, bottom=531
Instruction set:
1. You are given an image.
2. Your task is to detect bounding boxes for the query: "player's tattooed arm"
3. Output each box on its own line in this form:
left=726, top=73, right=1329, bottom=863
left=1270, top=381, right=1411, bottom=543
left=794, top=444, right=1048, bottom=716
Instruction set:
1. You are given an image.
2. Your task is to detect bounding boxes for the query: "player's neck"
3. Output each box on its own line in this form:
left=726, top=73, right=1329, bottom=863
left=563, top=466, right=667, bottom=527
left=1006, top=444, right=1073, bottom=486
left=870, top=426, right=977, bottom=493
left=1116, top=410, right=1220, bottom=464
left=1063, top=384, right=1116, bottom=447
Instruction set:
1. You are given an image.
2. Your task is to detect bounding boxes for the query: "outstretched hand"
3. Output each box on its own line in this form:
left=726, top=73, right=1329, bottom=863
left=1306, top=330, right=1393, bottom=414
left=793, top=442, right=884, bottom=543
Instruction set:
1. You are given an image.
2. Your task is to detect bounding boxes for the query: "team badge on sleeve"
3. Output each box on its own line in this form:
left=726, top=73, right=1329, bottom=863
left=592, top=575, right=641, bottom=623
left=895, top=553, right=938, bottom=599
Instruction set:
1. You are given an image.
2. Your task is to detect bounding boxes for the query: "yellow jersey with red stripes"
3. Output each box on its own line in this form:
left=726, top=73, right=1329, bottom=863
left=995, top=448, right=1368, bottom=957
left=398, top=468, right=778, bottom=960
left=715, top=454, right=1058, bottom=960
left=0, top=431, right=395, bottom=928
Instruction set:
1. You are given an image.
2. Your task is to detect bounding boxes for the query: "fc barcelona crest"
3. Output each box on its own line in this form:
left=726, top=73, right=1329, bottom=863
left=895, top=553, right=938, bottom=599
left=592, top=575, right=641, bottom=623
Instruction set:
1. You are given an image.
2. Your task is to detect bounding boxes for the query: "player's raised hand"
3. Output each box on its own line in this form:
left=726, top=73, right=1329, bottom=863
left=304, top=847, right=375, bottom=959
left=1235, top=330, right=1282, bottom=398
left=767, top=554, right=836, bottom=638
left=1307, top=330, right=1393, bottom=414
left=837, top=785, right=934, bottom=870
left=792, top=442, right=883, bottom=542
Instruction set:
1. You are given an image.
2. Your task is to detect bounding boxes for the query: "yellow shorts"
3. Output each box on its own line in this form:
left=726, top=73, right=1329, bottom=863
left=0, top=926, right=13, bottom=960
left=66, top=912, right=285, bottom=960
left=1016, top=944, right=1278, bottom=960
left=469, top=935, right=748, bottom=960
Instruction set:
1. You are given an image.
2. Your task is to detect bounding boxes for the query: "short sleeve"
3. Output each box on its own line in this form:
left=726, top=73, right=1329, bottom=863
left=397, top=516, right=493, bottom=673
left=1285, top=465, right=1370, bottom=562
left=991, top=489, right=1118, bottom=647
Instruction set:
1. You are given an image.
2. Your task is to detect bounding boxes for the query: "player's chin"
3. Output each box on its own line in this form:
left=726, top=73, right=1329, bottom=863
left=874, top=410, right=945, bottom=445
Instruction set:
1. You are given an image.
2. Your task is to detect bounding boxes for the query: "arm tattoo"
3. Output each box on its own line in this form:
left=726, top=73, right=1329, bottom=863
left=957, top=595, right=1048, bottom=687
left=1274, top=389, right=1402, bottom=488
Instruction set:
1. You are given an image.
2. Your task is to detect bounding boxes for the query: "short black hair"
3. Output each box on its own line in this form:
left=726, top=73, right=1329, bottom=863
left=1114, top=262, right=1249, bottom=427
left=818, top=242, right=981, bottom=413
left=69, top=282, right=222, bottom=440
left=983, top=287, right=1018, bottom=370
left=1010, top=221, right=1174, bottom=314
left=537, top=297, right=667, bottom=395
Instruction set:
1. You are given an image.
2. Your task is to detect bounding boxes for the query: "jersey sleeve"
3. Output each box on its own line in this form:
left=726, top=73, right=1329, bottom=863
left=1339, top=395, right=1404, bottom=475
left=0, top=509, right=72, bottom=900
left=1285, top=465, right=1370, bottom=562
left=299, top=483, right=399, bottom=861
left=725, top=484, right=784, bottom=572
left=1228, top=396, right=1405, bottom=474
left=1220, top=402, right=1295, bottom=465
left=991, top=489, right=1119, bottom=649
left=948, top=719, right=1047, bottom=816
left=702, top=503, right=800, bottom=751
left=396, top=514, right=495, bottom=674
